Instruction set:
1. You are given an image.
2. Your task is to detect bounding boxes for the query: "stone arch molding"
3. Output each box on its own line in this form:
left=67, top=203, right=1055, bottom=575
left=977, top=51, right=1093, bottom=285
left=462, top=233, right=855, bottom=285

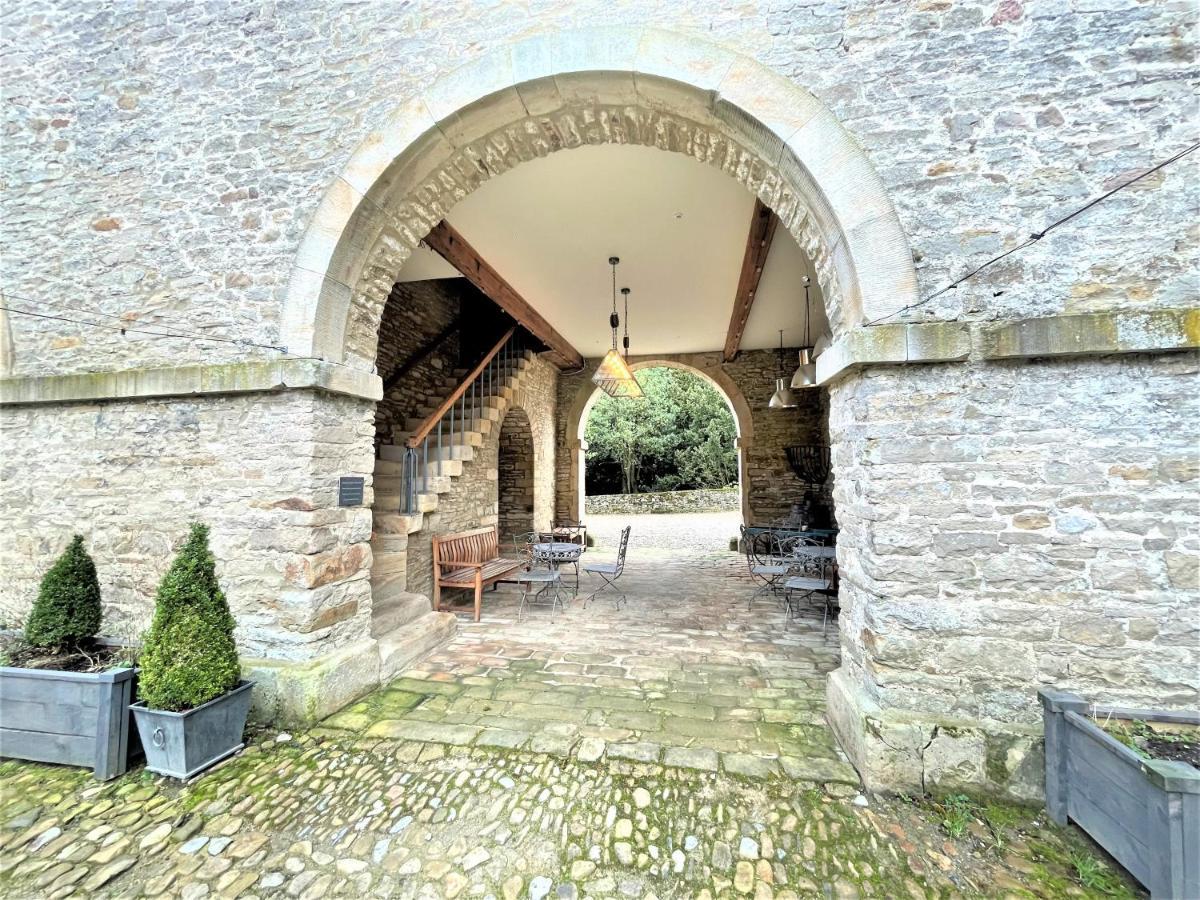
left=282, top=27, right=918, bottom=368
left=564, top=356, right=755, bottom=526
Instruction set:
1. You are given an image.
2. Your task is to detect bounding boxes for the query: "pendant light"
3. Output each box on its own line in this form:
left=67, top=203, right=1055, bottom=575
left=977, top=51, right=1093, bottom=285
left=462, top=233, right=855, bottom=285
left=592, top=257, right=642, bottom=398
left=790, top=274, right=818, bottom=388
left=769, top=329, right=798, bottom=409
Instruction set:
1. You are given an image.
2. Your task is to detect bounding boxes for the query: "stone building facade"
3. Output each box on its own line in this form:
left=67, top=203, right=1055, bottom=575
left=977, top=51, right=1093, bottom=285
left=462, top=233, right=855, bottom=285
left=1, top=3, right=1196, bottom=797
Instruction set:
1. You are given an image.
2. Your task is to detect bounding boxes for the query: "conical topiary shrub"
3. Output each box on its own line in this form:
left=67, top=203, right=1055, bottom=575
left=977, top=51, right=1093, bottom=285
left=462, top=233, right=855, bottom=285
left=25, top=534, right=103, bottom=650
left=138, top=523, right=241, bottom=711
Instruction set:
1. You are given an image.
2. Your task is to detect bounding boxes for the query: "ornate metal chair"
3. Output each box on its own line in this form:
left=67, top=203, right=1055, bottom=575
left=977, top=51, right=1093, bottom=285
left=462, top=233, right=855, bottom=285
left=581, top=525, right=631, bottom=609
left=782, top=536, right=839, bottom=634
left=740, top=525, right=790, bottom=610
left=511, top=531, right=565, bottom=622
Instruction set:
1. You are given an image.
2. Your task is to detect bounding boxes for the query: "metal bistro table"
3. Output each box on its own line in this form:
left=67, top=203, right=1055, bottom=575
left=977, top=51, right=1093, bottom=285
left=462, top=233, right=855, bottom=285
left=532, top=541, right=584, bottom=592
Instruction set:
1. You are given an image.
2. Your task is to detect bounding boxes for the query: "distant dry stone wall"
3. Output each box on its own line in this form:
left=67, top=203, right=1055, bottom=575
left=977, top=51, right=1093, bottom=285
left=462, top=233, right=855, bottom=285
left=585, top=489, right=739, bottom=516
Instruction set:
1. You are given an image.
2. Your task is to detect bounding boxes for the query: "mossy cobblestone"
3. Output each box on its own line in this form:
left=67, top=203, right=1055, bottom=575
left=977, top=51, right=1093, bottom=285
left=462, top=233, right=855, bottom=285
left=0, top=733, right=1137, bottom=898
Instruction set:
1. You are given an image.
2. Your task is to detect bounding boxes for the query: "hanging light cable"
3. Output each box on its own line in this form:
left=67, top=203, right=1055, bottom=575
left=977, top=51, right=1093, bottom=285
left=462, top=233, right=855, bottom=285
left=592, top=257, right=642, bottom=398
left=769, top=329, right=798, bottom=409
left=611, top=286, right=643, bottom=398
left=791, top=274, right=817, bottom=388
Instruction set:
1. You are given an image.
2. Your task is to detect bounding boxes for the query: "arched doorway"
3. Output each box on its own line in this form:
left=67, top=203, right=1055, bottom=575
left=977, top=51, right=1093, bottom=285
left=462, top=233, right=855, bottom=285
left=566, top=358, right=754, bottom=527
left=497, top=407, right=535, bottom=540
left=282, top=27, right=921, bottom=792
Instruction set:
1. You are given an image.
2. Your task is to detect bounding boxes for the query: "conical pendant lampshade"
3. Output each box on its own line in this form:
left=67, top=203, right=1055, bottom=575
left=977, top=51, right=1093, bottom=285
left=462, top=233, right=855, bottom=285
left=769, top=329, right=798, bottom=409
left=769, top=376, right=798, bottom=409
left=790, top=274, right=818, bottom=390
left=592, top=258, right=643, bottom=398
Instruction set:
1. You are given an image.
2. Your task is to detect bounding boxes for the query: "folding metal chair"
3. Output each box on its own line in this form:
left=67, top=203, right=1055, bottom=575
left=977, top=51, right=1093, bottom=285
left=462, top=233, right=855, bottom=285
left=740, top=525, right=789, bottom=610
left=582, top=525, right=631, bottom=609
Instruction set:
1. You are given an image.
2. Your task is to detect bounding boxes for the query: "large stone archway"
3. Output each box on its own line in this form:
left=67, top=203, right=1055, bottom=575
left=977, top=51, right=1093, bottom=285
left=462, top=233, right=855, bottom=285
left=280, top=27, right=918, bottom=369
left=563, top=356, right=755, bottom=526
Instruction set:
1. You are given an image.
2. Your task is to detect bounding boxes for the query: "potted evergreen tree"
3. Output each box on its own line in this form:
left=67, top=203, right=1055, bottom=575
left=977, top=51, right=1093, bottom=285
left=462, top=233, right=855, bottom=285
left=0, top=536, right=139, bottom=780
left=130, top=523, right=252, bottom=779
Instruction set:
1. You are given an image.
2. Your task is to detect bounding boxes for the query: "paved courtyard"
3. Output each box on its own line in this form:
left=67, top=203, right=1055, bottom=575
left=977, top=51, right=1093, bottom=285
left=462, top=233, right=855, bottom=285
left=329, top=512, right=845, bottom=781
left=0, top=515, right=1140, bottom=898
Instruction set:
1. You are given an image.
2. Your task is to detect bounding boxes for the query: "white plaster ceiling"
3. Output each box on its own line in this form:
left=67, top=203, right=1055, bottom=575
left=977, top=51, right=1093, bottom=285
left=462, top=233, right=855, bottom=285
left=397, top=144, right=829, bottom=357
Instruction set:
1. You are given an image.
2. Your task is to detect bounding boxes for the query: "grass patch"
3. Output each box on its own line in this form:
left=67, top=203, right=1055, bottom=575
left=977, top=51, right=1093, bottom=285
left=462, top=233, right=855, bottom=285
left=934, top=793, right=975, bottom=839
left=1070, top=850, right=1126, bottom=896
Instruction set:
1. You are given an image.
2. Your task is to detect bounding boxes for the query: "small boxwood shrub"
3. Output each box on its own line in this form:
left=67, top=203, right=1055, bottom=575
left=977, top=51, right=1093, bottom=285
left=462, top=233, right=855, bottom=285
left=25, top=534, right=102, bottom=649
left=138, top=523, right=241, bottom=711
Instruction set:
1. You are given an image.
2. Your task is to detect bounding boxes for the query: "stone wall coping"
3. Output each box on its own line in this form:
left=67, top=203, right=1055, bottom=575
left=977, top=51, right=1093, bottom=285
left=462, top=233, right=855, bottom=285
left=0, top=357, right=384, bottom=406
left=816, top=308, right=1199, bottom=385
left=4, top=308, right=1193, bottom=405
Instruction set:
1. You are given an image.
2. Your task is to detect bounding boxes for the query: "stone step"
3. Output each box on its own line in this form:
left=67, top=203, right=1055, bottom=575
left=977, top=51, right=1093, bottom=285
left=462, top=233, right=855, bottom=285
left=376, top=492, right=438, bottom=514
left=371, top=531, right=408, bottom=554
left=373, top=458, right=406, bottom=476
left=378, top=611, right=457, bottom=681
left=371, top=566, right=407, bottom=600
left=373, top=511, right=424, bottom=535
left=371, top=590, right=430, bottom=637
left=370, top=547, right=408, bottom=578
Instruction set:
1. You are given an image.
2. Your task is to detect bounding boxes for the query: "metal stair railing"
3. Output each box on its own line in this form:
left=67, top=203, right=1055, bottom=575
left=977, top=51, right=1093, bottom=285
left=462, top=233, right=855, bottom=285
left=400, top=326, right=526, bottom=513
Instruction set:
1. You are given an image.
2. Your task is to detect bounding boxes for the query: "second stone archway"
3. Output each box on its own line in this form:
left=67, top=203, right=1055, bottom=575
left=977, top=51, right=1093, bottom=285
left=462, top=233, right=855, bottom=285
left=561, top=355, right=755, bottom=527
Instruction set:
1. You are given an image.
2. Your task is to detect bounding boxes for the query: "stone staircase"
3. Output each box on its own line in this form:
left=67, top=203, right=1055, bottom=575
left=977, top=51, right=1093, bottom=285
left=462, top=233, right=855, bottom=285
left=368, top=347, right=537, bottom=679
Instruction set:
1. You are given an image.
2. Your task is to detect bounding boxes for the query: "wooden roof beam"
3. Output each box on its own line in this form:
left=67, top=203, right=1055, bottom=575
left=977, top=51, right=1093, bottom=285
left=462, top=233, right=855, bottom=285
left=423, top=220, right=584, bottom=370
left=723, top=199, right=779, bottom=363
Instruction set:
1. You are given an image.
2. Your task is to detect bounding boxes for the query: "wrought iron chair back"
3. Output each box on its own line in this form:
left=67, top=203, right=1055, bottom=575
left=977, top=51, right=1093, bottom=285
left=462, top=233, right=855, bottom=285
left=613, top=525, right=631, bottom=576
left=511, top=531, right=540, bottom=569
left=552, top=522, right=587, bottom=551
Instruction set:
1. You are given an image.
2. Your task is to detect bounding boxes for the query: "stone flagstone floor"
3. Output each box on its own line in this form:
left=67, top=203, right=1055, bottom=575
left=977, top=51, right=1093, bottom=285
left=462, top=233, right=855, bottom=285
left=322, top=513, right=848, bottom=783
left=0, top=515, right=1142, bottom=898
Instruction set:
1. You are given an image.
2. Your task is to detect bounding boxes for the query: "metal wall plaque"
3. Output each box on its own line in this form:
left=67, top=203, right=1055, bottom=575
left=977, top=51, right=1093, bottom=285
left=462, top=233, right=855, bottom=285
left=338, top=476, right=365, bottom=507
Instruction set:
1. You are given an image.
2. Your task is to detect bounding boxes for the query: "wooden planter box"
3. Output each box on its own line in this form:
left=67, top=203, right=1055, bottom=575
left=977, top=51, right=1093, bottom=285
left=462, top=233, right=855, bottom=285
left=1040, top=689, right=1200, bottom=899
left=0, top=666, right=139, bottom=780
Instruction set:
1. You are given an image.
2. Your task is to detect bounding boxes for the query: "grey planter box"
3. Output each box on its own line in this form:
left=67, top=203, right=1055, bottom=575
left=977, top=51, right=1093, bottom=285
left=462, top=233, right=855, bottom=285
left=0, top=665, right=139, bottom=780
left=131, top=680, right=253, bottom=780
left=1040, top=689, right=1200, bottom=899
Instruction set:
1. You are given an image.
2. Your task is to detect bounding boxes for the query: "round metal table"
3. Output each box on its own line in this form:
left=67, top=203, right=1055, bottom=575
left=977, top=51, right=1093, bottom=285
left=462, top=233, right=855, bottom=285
left=532, top=541, right=583, bottom=591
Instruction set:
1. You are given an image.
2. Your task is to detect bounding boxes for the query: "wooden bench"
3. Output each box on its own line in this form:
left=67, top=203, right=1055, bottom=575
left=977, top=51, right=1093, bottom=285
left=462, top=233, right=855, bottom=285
left=432, top=525, right=522, bottom=622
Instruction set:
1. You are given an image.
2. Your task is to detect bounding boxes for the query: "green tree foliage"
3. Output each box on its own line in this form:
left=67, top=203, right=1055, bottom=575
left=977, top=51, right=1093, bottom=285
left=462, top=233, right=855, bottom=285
left=25, top=535, right=103, bottom=649
left=585, top=367, right=737, bottom=494
left=138, top=523, right=241, bottom=711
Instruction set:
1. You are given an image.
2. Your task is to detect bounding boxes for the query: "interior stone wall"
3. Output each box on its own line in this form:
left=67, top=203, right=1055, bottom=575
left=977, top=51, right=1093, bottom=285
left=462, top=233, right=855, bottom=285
left=826, top=350, right=1200, bottom=799
left=497, top=408, right=535, bottom=540
left=373, top=279, right=463, bottom=448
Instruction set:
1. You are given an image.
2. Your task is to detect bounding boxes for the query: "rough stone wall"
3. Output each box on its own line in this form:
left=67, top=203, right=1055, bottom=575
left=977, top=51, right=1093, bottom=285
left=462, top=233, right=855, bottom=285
left=722, top=350, right=831, bottom=524
left=373, top=279, right=462, bottom=448
left=585, top=488, right=739, bottom=516
left=406, top=354, right=557, bottom=599
left=827, top=350, right=1200, bottom=796
left=497, top=408, right=535, bottom=540
left=2, top=3, right=1194, bottom=377
left=555, top=350, right=826, bottom=525
left=0, top=391, right=376, bottom=661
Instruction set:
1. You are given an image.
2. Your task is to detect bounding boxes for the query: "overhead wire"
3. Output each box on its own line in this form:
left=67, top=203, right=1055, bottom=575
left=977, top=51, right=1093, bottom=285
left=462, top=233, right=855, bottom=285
left=865, top=140, right=1199, bottom=326
left=0, top=300, right=288, bottom=353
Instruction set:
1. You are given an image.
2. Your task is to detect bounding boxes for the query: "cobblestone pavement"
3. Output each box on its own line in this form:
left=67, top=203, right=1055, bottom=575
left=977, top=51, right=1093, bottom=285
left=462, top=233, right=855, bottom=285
left=0, top=516, right=1141, bottom=897
left=0, top=738, right=1138, bottom=899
